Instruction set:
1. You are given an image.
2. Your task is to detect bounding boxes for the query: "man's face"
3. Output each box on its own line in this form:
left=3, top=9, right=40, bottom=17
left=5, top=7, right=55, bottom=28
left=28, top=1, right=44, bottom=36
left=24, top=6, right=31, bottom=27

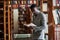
left=34, top=7, right=40, bottom=13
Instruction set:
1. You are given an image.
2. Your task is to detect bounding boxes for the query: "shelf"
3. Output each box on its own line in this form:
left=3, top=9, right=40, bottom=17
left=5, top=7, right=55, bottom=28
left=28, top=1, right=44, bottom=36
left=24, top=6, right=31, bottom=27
left=43, top=0, right=47, bottom=3
left=8, top=4, right=31, bottom=8
left=43, top=11, right=48, bottom=13
left=43, top=0, right=47, bottom=1
left=53, top=6, right=60, bottom=9
left=43, top=1, right=47, bottom=3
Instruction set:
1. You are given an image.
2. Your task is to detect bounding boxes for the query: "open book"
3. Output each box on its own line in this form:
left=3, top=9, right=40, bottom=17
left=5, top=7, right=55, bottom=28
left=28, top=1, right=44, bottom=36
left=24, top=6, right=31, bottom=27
left=24, top=23, right=36, bottom=27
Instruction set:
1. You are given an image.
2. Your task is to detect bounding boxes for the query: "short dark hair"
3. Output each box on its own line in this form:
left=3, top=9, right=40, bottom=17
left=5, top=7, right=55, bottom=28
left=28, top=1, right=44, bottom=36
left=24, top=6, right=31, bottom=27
left=30, top=4, right=36, bottom=9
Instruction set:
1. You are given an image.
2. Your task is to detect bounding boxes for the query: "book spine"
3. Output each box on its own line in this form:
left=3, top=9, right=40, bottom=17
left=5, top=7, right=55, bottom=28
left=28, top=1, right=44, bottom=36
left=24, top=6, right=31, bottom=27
left=59, top=0, right=60, bottom=6
left=20, top=0, right=22, bottom=5
left=32, top=0, right=34, bottom=4
left=27, top=0, right=29, bottom=4
left=21, top=0, right=23, bottom=5
left=56, top=0, right=59, bottom=6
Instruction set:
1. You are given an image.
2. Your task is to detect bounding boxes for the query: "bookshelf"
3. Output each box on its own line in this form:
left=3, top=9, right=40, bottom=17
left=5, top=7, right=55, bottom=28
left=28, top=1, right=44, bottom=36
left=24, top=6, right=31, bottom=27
left=52, top=0, right=60, bottom=25
left=8, top=1, right=44, bottom=37
left=3, top=1, right=12, bottom=40
left=17, top=0, right=36, bottom=34
left=48, top=0, right=55, bottom=40
left=52, top=0, right=60, bottom=40
left=47, top=0, right=60, bottom=40
left=2, top=0, right=47, bottom=40
left=13, top=0, right=39, bottom=34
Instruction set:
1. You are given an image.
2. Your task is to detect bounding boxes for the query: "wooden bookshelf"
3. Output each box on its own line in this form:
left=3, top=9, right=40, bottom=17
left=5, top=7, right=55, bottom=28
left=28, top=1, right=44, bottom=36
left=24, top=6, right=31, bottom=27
left=44, top=0, right=47, bottom=1
left=3, top=1, right=12, bottom=40
left=16, top=0, right=39, bottom=34
left=1, top=0, right=48, bottom=40
left=4, top=1, right=6, bottom=40
left=8, top=1, right=11, bottom=40
left=52, top=0, right=60, bottom=40
left=48, top=0, right=60, bottom=40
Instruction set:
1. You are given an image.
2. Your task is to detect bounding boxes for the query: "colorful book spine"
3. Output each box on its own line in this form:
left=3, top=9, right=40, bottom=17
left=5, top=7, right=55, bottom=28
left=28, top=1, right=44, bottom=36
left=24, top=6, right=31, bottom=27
left=56, top=0, right=59, bottom=6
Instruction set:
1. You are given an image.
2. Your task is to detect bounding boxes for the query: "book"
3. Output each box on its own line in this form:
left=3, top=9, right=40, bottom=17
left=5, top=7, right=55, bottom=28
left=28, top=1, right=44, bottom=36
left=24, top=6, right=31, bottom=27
left=23, top=23, right=36, bottom=27
left=34, top=0, right=36, bottom=4
left=21, top=0, right=23, bottom=4
left=27, top=0, right=30, bottom=4
left=52, top=9, right=59, bottom=24
left=56, top=0, right=59, bottom=6
left=53, top=0, right=56, bottom=6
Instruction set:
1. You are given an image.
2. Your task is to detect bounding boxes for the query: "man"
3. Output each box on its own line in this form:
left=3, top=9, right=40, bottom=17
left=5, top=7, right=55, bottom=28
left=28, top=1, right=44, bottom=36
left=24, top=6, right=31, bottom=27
left=30, top=4, right=46, bottom=40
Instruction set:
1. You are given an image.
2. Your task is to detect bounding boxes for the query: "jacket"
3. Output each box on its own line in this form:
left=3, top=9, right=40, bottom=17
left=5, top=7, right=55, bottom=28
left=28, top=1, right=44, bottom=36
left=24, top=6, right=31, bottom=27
left=33, top=12, right=45, bottom=31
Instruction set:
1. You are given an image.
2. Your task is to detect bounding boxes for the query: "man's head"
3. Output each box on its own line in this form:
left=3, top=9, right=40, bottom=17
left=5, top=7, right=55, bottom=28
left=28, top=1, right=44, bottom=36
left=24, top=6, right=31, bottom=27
left=30, top=4, right=40, bottom=13
left=30, top=4, right=37, bottom=11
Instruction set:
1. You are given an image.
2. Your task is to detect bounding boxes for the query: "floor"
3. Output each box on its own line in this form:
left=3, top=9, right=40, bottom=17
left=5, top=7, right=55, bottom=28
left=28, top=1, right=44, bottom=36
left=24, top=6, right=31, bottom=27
left=14, top=34, right=48, bottom=40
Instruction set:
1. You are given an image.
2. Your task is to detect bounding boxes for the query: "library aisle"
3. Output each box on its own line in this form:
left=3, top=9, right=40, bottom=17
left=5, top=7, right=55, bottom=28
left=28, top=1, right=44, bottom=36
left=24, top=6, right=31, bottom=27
left=0, top=0, right=60, bottom=40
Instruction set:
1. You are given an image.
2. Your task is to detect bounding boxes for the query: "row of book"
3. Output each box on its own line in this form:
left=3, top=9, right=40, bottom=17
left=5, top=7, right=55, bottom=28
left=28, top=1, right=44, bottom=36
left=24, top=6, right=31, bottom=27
left=53, top=0, right=60, bottom=6
left=10, top=0, right=37, bottom=5
left=53, top=9, right=60, bottom=24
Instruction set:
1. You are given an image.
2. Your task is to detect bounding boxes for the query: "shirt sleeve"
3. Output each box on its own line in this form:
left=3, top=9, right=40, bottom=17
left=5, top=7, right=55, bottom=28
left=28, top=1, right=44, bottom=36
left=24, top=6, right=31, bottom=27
left=40, top=12, right=46, bottom=29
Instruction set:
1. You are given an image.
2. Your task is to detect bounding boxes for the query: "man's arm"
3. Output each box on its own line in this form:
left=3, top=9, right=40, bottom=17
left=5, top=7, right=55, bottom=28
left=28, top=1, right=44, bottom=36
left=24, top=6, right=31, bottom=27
left=35, top=12, right=46, bottom=30
left=41, top=13, right=46, bottom=30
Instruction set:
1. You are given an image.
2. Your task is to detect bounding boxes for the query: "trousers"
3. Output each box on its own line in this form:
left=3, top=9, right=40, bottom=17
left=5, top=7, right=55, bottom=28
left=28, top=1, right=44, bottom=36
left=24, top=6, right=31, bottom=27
left=32, top=30, right=45, bottom=40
